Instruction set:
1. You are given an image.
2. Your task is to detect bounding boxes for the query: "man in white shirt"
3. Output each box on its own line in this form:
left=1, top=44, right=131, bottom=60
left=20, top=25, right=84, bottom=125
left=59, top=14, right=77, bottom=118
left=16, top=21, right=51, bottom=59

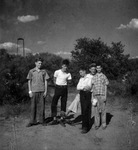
left=66, top=63, right=96, bottom=116
left=49, top=59, right=72, bottom=126
left=77, top=66, right=93, bottom=133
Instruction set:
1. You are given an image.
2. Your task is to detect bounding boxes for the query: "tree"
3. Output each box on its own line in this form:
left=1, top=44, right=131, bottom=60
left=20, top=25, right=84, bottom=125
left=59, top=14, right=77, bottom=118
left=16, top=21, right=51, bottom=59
left=71, top=37, right=130, bottom=82
left=71, top=37, right=109, bottom=68
left=106, top=42, right=130, bottom=79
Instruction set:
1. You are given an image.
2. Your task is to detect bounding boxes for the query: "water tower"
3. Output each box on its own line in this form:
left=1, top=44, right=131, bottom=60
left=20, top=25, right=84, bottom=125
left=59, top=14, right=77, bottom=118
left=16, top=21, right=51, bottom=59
left=17, top=38, right=25, bottom=57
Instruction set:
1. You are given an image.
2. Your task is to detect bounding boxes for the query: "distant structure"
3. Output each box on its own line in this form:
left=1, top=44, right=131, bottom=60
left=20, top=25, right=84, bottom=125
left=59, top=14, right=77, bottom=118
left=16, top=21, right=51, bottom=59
left=17, top=38, right=25, bottom=57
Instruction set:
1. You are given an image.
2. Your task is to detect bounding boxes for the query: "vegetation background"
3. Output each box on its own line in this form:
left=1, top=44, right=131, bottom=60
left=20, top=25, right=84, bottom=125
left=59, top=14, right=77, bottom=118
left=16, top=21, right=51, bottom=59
left=0, top=37, right=138, bottom=116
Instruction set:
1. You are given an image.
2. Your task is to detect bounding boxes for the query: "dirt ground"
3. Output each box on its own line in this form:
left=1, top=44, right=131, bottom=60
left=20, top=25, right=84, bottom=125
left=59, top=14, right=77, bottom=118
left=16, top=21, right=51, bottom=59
left=0, top=94, right=138, bottom=150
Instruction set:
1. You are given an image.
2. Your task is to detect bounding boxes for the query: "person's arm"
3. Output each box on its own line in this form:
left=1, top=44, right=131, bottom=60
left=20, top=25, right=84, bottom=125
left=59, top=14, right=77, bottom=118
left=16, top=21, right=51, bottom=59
left=83, top=77, right=92, bottom=91
left=103, top=75, right=108, bottom=99
left=27, top=70, right=33, bottom=97
left=67, top=73, right=72, bottom=86
left=43, top=80, right=48, bottom=98
left=67, top=79, right=72, bottom=86
left=53, top=70, right=58, bottom=85
left=28, top=80, right=33, bottom=97
left=53, top=77, right=56, bottom=85
left=77, top=78, right=83, bottom=90
left=104, top=75, right=109, bottom=86
left=28, top=80, right=32, bottom=91
left=43, top=70, right=50, bottom=97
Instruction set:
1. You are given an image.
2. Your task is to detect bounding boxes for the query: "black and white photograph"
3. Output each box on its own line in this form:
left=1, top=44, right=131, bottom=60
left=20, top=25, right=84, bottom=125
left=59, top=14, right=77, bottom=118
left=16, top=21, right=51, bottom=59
left=0, top=0, right=138, bottom=150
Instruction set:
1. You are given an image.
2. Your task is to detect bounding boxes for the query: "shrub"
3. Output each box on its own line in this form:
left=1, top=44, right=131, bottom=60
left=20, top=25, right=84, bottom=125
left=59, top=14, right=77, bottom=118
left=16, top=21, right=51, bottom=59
left=108, top=80, right=127, bottom=96
left=126, top=70, right=138, bottom=96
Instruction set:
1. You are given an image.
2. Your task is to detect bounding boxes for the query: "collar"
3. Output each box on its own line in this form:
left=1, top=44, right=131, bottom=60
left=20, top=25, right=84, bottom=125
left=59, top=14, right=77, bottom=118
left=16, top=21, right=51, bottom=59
left=32, top=67, right=44, bottom=73
left=96, top=72, right=103, bottom=77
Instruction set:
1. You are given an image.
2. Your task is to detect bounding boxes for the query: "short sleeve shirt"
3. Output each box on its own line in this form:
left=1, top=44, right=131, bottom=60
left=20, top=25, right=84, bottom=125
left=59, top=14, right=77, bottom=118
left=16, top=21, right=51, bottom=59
left=92, top=73, right=109, bottom=95
left=27, top=68, right=50, bottom=92
left=54, top=69, right=72, bottom=86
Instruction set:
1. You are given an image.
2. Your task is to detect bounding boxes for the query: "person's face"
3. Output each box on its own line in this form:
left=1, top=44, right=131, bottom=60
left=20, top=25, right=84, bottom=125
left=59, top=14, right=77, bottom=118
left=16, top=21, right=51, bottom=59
left=35, top=61, right=42, bottom=69
left=96, top=66, right=102, bottom=73
left=79, top=70, right=86, bottom=77
left=89, top=67, right=96, bottom=75
left=62, top=64, right=67, bottom=72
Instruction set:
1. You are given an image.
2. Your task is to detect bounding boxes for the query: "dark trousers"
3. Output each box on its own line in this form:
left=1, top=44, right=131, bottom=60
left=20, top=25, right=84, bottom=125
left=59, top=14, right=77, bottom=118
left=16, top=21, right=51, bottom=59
left=51, top=86, right=68, bottom=117
left=80, top=91, right=92, bottom=130
left=30, top=92, right=45, bottom=123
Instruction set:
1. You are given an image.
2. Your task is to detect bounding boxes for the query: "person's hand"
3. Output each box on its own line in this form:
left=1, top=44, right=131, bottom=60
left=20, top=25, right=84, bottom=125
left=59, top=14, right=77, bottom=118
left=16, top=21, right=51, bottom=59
left=43, top=91, right=47, bottom=98
left=29, top=91, right=33, bottom=98
left=83, top=86, right=90, bottom=91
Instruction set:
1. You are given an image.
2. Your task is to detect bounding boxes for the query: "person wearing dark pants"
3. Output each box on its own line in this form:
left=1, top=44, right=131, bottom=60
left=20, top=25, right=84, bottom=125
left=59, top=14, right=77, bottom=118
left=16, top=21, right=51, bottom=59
left=77, top=67, right=93, bottom=133
left=49, top=59, right=72, bottom=126
left=26, top=57, right=49, bottom=127
left=51, top=85, right=68, bottom=118
left=80, top=90, right=91, bottom=131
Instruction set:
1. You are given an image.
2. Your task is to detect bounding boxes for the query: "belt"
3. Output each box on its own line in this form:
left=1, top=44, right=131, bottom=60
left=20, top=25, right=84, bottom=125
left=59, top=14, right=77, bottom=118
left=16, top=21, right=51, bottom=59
left=80, top=90, right=91, bottom=93
left=55, top=84, right=67, bottom=88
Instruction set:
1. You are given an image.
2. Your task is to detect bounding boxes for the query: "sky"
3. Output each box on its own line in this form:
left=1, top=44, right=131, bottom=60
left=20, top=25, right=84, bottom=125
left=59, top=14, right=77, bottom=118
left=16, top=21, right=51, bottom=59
left=0, top=0, right=138, bottom=58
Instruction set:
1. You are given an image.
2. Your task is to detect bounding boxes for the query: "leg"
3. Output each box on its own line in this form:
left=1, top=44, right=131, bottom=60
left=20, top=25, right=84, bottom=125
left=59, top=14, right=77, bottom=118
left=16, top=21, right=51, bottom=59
left=48, top=87, right=61, bottom=125
left=38, top=92, right=45, bottom=123
left=59, top=88, right=68, bottom=127
left=67, top=93, right=80, bottom=114
left=60, top=88, right=68, bottom=118
left=80, top=91, right=91, bottom=133
left=94, top=95, right=101, bottom=129
left=101, top=98, right=106, bottom=129
left=27, top=93, right=37, bottom=127
left=51, top=87, right=61, bottom=118
left=30, top=92, right=37, bottom=123
left=94, top=106, right=100, bottom=129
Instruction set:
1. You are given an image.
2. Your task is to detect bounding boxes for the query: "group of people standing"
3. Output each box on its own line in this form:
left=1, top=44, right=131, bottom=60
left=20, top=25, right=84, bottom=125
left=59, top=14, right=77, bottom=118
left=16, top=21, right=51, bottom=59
left=26, top=57, right=109, bottom=134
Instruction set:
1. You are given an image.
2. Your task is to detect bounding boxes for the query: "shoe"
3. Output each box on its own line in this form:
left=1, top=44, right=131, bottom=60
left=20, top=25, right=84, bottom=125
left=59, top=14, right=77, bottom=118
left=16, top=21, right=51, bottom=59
left=42, top=122, right=47, bottom=126
left=26, top=122, right=37, bottom=127
left=95, top=126, right=99, bottom=130
left=59, top=120, right=66, bottom=127
left=48, top=120, right=59, bottom=125
left=66, top=119, right=75, bottom=126
left=102, top=125, right=107, bottom=130
left=81, top=129, right=88, bottom=134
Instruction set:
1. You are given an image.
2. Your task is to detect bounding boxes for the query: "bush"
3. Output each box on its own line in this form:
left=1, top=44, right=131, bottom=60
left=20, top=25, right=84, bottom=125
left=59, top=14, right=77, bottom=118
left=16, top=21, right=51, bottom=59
left=108, top=80, right=127, bottom=96
left=126, top=70, right=138, bottom=96
left=0, top=50, right=63, bottom=105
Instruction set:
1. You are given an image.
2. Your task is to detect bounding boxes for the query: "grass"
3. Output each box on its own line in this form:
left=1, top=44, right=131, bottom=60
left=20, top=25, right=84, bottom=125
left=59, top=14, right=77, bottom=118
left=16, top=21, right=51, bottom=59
left=0, top=84, right=138, bottom=120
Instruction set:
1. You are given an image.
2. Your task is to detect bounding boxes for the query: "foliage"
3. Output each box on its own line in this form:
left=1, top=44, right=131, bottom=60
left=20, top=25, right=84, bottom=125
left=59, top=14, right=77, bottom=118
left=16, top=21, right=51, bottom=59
left=71, top=37, right=130, bottom=83
left=126, top=70, right=138, bottom=96
left=0, top=37, right=138, bottom=106
left=0, top=49, right=63, bottom=105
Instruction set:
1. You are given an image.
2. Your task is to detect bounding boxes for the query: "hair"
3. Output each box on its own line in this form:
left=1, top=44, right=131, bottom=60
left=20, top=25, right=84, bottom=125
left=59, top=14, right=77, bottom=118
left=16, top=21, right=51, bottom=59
left=35, top=57, right=43, bottom=62
left=62, top=59, right=70, bottom=66
left=89, top=63, right=96, bottom=68
left=96, top=62, right=102, bottom=67
left=79, top=66, right=87, bottom=71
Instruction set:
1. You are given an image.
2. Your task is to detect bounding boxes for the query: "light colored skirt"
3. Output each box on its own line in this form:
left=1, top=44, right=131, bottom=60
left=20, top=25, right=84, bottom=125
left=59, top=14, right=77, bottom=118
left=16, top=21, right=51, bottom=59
left=68, top=93, right=80, bottom=113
